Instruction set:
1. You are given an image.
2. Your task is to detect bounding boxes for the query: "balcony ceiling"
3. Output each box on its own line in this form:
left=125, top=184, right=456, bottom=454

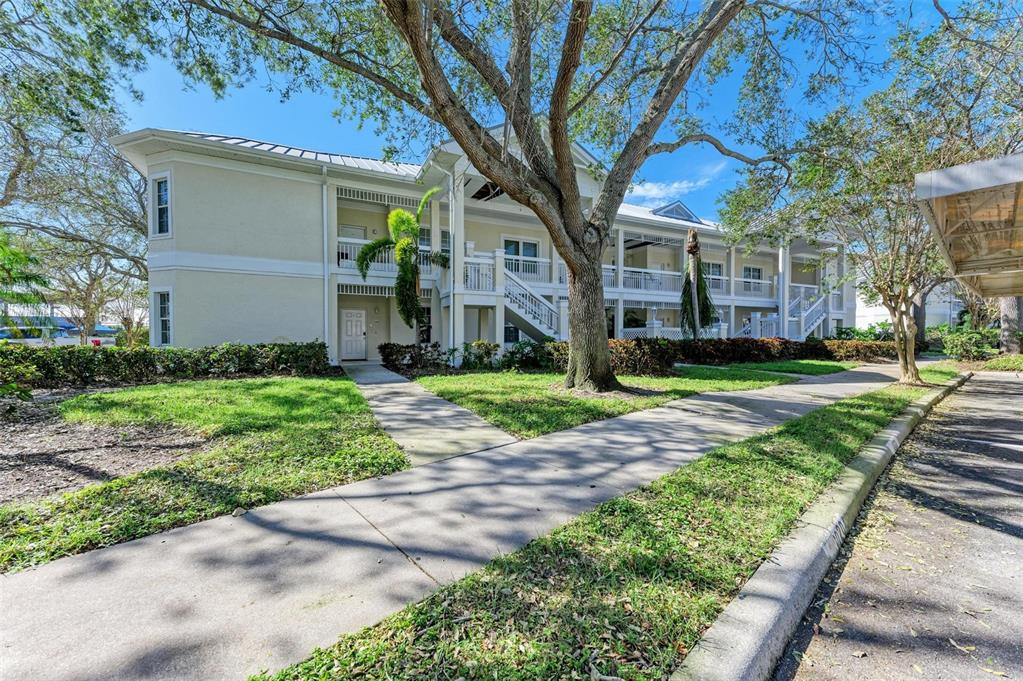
left=917, top=153, right=1023, bottom=297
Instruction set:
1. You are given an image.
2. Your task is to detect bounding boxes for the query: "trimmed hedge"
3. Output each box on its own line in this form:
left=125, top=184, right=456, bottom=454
left=0, top=341, right=330, bottom=388
left=377, top=337, right=898, bottom=378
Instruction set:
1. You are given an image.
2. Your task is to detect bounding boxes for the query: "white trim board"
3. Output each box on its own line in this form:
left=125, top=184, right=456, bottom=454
left=148, top=251, right=322, bottom=279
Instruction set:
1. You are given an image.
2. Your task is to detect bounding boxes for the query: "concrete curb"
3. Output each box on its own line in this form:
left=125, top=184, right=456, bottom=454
left=671, top=372, right=973, bottom=681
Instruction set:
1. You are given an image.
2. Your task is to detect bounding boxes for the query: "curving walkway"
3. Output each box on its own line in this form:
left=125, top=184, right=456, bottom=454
left=343, top=362, right=516, bottom=465
left=2, top=364, right=911, bottom=681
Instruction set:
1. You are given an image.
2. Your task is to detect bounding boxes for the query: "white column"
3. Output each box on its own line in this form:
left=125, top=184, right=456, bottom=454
left=550, top=241, right=558, bottom=285
left=558, top=299, right=570, bottom=340
left=778, top=246, right=791, bottom=338
left=729, top=303, right=736, bottom=336
left=615, top=228, right=625, bottom=289
left=728, top=246, right=737, bottom=297
left=430, top=198, right=441, bottom=257
left=451, top=164, right=466, bottom=351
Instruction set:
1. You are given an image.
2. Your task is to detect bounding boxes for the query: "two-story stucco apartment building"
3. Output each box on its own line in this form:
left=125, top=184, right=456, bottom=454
left=113, top=129, right=856, bottom=363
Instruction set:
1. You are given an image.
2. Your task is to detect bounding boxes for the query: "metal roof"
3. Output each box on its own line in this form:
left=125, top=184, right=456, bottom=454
left=176, top=132, right=422, bottom=178
left=916, top=153, right=1023, bottom=297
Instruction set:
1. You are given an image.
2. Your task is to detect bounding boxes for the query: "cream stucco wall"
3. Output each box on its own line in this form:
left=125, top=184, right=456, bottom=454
left=153, top=270, right=324, bottom=348
left=150, top=158, right=323, bottom=262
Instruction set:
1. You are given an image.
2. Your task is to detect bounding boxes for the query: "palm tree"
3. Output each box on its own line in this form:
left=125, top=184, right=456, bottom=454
left=356, top=187, right=441, bottom=332
left=1, top=230, right=47, bottom=318
left=680, top=228, right=715, bottom=338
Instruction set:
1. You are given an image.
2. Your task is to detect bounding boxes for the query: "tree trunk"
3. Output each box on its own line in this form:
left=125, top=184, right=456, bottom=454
left=687, top=229, right=700, bottom=337
left=892, top=305, right=922, bottom=384
left=564, top=260, right=619, bottom=391
left=911, top=290, right=926, bottom=347
left=1001, top=296, right=1021, bottom=354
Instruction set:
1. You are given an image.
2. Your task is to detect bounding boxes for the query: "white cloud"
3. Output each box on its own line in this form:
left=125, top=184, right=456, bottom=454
left=625, top=160, right=728, bottom=207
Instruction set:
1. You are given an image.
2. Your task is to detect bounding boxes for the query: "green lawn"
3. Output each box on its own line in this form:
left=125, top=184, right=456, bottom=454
left=416, top=367, right=794, bottom=438
left=727, top=359, right=859, bottom=375
left=981, top=354, right=1023, bottom=371
left=254, top=381, right=939, bottom=681
left=0, top=377, right=407, bottom=573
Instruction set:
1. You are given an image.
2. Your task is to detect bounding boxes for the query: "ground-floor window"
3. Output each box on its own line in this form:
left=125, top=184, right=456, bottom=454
left=504, top=324, right=520, bottom=344
left=156, top=291, right=171, bottom=345
left=419, top=306, right=432, bottom=344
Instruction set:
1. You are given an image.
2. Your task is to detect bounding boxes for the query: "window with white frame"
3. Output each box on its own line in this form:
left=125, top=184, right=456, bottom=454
left=419, top=226, right=431, bottom=250
left=742, top=265, right=765, bottom=294
left=156, top=291, right=171, bottom=345
left=503, top=238, right=540, bottom=259
left=703, top=262, right=724, bottom=290
left=153, top=176, right=170, bottom=236
left=440, top=230, right=451, bottom=255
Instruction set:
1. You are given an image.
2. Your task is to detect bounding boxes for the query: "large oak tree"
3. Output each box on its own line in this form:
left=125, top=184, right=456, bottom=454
left=155, top=0, right=872, bottom=390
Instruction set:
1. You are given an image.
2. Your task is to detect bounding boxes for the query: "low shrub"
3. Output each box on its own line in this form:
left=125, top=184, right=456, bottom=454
left=943, top=329, right=997, bottom=360
left=459, top=340, right=500, bottom=370
left=378, top=342, right=447, bottom=376
left=532, top=337, right=896, bottom=375
left=499, top=338, right=558, bottom=372
left=0, top=341, right=329, bottom=388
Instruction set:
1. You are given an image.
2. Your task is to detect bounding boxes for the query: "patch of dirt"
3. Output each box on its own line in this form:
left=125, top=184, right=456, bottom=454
left=1, top=396, right=207, bottom=505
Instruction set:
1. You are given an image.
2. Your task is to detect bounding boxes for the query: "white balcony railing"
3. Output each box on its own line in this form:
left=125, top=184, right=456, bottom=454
left=790, top=284, right=820, bottom=305
left=504, top=255, right=551, bottom=283
left=602, top=265, right=615, bottom=288
left=706, top=275, right=729, bottom=294
left=622, top=267, right=683, bottom=293
left=463, top=256, right=496, bottom=291
left=338, top=237, right=432, bottom=273
left=736, top=278, right=774, bottom=298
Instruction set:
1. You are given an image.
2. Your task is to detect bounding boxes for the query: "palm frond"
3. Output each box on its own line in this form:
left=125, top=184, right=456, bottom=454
left=416, top=186, right=443, bottom=224
left=356, top=238, right=394, bottom=280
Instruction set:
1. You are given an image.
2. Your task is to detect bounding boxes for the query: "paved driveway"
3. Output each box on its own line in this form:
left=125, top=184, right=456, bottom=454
left=774, top=372, right=1023, bottom=681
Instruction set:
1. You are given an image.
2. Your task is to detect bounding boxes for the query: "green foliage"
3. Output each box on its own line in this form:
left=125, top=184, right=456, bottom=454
left=0, top=230, right=46, bottom=306
left=831, top=321, right=894, bottom=341
left=942, top=330, right=998, bottom=361
left=458, top=340, right=500, bottom=370
left=0, top=377, right=407, bottom=572
left=417, top=367, right=791, bottom=438
left=0, top=356, right=37, bottom=401
left=983, top=354, right=1023, bottom=372
left=357, top=188, right=440, bottom=329
left=377, top=342, right=447, bottom=376
left=0, top=342, right=329, bottom=388
left=255, top=387, right=926, bottom=680
left=499, top=338, right=559, bottom=372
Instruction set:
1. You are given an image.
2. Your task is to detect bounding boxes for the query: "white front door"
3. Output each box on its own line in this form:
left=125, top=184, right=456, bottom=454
left=341, top=309, right=367, bottom=360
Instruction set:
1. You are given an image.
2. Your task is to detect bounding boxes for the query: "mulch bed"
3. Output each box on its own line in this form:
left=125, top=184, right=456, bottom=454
left=1, top=393, right=206, bottom=505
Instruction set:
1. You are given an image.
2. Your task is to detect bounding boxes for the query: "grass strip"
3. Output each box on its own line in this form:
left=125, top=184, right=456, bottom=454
left=416, top=366, right=793, bottom=438
left=0, top=377, right=407, bottom=572
left=981, top=354, right=1023, bottom=371
left=256, top=370, right=953, bottom=681
left=727, top=359, right=859, bottom=375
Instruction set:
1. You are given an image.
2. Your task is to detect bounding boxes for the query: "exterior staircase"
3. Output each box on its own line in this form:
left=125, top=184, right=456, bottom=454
left=503, top=268, right=560, bottom=340
left=787, top=293, right=827, bottom=340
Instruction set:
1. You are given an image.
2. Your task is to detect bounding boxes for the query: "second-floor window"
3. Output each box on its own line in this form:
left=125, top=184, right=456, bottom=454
left=419, top=226, right=431, bottom=250
left=154, top=177, right=170, bottom=235
left=703, top=262, right=723, bottom=277
left=742, top=265, right=765, bottom=294
left=440, top=230, right=451, bottom=255
left=504, top=238, right=539, bottom=259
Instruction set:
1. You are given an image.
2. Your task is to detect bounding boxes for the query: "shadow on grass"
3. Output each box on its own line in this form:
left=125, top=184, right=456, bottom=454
left=256, top=389, right=919, bottom=681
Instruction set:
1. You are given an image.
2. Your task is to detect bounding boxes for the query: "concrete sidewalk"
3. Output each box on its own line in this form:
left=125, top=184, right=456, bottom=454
left=2, top=365, right=908, bottom=681
left=343, top=362, right=516, bottom=465
left=774, top=372, right=1023, bottom=681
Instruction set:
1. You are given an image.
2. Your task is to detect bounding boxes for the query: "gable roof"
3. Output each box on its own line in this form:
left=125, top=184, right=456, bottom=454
left=650, top=200, right=703, bottom=224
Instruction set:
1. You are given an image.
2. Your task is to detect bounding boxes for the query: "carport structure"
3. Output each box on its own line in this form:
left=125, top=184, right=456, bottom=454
left=916, top=153, right=1023, bottom=296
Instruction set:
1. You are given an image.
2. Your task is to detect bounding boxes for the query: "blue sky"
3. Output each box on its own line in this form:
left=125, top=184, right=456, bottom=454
left=117, top=58, right=776, bottom=220
left=117, top=5, right=933, bottom=220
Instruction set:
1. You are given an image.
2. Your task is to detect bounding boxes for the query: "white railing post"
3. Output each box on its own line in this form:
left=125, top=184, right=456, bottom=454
left=559, top=299, right=570, bottom=339
left=751, top=311, right=762, bottom=338
left=494, top=249, right=505, bottom=294
left=719, top=323, right=729, bottom=339
left=645, top=319, right=663, bottom=338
